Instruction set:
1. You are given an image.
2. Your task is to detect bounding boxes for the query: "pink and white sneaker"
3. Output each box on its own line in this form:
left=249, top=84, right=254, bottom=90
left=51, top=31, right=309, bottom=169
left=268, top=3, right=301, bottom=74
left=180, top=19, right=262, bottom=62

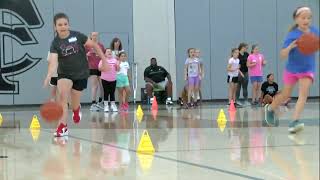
left=54, top=123, right=68, bottom=137
left=72, top=105, right=82, bottom=124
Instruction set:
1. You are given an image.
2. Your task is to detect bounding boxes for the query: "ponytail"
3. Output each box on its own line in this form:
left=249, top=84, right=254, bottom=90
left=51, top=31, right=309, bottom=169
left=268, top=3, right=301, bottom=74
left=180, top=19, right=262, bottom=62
left=288, top=24, right=298, bottom=32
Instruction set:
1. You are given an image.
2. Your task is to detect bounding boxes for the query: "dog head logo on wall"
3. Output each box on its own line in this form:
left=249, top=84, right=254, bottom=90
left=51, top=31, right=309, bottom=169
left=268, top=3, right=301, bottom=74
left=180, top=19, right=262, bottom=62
left=0, top=0, right=43, bottom=94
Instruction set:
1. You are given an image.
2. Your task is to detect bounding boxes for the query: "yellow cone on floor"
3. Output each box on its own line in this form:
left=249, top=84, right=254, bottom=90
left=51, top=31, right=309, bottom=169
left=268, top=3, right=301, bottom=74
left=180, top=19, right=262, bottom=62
left=30, top=115, right=41, bottom=129
left=137, top=113, right=144, bottom=123
left=137, top=153, right=154, bottom=173
left=30, top=129, right=40, bottom=142
left=136, top=105, right=144, bottom=116
left=217, top=109, right=226, bottom=120
left=217, top=109, right=227, bottom=132
left=0, top=113, right=3, bottom=127
left=137, top=130, right=155, bottom=154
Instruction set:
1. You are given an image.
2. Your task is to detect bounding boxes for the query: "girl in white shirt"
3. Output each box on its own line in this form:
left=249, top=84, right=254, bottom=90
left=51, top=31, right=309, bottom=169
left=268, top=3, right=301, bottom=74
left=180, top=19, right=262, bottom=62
left=116, top=52, right=131, bottom=111
left=227, top=48, right=244, bottom=105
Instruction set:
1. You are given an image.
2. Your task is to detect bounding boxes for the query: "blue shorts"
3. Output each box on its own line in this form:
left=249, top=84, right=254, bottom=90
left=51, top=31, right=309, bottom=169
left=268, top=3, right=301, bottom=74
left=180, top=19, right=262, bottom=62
left=250, top=76, right=263, bottom=83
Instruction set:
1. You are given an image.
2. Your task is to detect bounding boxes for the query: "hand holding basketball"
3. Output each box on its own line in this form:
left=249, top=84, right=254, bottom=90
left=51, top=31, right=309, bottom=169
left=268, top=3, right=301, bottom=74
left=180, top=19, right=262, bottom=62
left=297, top=33, right=320, bottom=55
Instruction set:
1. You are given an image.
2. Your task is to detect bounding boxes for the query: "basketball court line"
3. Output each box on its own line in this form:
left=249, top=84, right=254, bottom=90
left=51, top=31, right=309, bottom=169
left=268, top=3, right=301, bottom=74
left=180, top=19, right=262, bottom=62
left=40, top=129, right=317, bottom=180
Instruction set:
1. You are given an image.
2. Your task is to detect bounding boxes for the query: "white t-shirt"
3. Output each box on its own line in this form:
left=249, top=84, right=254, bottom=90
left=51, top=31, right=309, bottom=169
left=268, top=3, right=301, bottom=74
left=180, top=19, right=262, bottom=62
left=117, top=61, right=130, bottom=75
left=112, top=50, right=125, bottom=58
left=228, top=57, right=240, bottom=77
left=47, top=51, right=58, bottom=77
left=185, top=58, right=200, bottom=77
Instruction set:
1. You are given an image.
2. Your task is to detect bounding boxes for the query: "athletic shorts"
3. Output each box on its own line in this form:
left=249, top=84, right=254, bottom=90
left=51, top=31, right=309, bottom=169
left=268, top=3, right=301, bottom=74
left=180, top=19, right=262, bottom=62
left=283, top=70, right=314, bottom=85
left=49, top=77, right=58, bottom=86
left=227, top=76, right=238, bottom=83
left=146, top=80, right=167, bottom=91
left=188, top=76, right=200, bottom=87
left=89, top=69, right=101, bottom=76
left=57, top=74, right=88, bottom=91
left=250, top=76, right=263, bottom=83
left=116, top=74, right=129, bottom=88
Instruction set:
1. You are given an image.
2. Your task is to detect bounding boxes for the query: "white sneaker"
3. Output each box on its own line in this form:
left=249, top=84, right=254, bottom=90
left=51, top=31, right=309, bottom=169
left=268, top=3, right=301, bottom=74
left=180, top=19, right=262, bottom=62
left=90, top=104, right=99, bottom=111
left=111, top=103, right=118, bottom=112
left=104, top=104, right=109, bottom=112
left=96, top=102, right=104, bottom=110
left=166, top=98, right=173, bottom=105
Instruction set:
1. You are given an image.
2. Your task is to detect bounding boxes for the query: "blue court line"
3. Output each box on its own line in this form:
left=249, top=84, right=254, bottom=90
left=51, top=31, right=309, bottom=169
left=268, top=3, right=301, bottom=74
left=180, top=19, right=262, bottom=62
left=42, top=129, right=263, bottom=180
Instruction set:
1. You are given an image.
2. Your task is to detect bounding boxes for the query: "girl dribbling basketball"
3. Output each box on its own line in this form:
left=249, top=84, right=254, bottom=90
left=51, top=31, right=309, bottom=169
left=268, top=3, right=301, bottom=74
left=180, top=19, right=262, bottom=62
left=264, top=6, right=319, bottom=133
left=44, top=13, right=109, bottom=137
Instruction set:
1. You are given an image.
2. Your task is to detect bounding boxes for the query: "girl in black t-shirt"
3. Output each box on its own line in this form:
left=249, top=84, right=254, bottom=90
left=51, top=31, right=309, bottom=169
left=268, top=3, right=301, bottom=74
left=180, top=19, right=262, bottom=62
left=44, top=13, right=109, bottom=137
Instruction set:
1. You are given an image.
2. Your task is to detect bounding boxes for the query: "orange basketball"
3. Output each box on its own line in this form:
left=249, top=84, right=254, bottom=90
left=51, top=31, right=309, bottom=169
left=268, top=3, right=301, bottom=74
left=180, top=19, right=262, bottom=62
left=40, top=101, right=63, bottom=122
left=297, top=33, right=320, bottom=55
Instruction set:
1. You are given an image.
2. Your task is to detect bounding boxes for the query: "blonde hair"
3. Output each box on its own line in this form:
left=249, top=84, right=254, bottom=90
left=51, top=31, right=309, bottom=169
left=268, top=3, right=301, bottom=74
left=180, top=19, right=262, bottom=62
left=289, top=6, right=312, bottom=31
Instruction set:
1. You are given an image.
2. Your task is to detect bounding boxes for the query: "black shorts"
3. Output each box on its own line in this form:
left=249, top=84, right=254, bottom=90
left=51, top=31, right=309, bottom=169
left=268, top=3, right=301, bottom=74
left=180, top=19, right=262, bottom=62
left=57, top=75, right=88, bottom=91
left=49, top=77, right=58, bottom=86
left=89, top=69, right=101, bottom=76
left=227, top=76, right=238, bottom=83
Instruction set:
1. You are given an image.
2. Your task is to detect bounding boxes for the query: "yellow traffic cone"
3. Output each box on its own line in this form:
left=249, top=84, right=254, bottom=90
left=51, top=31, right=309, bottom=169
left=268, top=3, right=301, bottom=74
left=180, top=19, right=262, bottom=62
left=0, top=113, right=3, bottom=127
left=136, top=105, right=144, bottom=116
left=137, top=130, right=155, bottom=154
left=30, top=115, right=41, bottom=129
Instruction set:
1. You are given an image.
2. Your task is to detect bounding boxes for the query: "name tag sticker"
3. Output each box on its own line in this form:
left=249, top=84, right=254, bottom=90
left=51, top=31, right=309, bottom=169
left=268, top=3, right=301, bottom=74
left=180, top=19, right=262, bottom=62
left=68, top=37, right=77, bottom=43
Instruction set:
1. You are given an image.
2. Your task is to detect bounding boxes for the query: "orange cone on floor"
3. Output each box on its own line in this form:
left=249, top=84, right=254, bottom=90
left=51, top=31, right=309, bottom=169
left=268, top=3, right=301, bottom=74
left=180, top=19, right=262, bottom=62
left=151, top=109, right=158, bottom=120
left=151, top=96, right=158, bottom=110
left=229, top=100, right=236, bottom=112
left=229, top=110, right=236, bottom=123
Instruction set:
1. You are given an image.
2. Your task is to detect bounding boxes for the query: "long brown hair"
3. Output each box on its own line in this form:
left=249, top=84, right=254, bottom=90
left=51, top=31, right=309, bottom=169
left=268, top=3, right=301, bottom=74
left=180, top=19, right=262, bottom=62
left=251, top=44, right=258, bottom=54
left=110, top=37, right=123, bottom=51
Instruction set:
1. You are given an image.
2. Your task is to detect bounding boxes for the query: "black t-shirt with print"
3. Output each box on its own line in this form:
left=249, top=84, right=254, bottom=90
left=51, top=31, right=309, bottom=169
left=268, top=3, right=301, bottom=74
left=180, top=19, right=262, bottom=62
left=238, top=52, right=249, bottom=73
left=261, top=81, right=278, bottom=97
left=144, top=65, right=168, bottom=83
left=50, top=31, right=89, bottom=80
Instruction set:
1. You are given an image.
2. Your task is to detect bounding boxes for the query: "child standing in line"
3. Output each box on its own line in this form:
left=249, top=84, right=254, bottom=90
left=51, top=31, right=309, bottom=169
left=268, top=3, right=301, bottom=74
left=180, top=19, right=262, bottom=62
left=265, top=6, right=319, bottom=133
left=194, top=48, right=204, bottom=102
left=227, top=48, right=244, bottom=106
left=116, top=52, right=131, bottom=111
left=110, top=37, right=124, bottom=59
left=184, top=48, right=201, bottom=108
left=86, top=32, right=105, bottom=111
left=99, top=48, right=118, bottom=112
left=247, top=44, right=267, bottom=105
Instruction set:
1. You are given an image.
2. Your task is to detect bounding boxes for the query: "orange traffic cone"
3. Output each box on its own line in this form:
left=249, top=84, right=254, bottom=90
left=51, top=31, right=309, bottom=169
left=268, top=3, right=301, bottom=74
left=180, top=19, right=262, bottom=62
left=229, top=110, right=236, bottom=122
left=151, top=109, right=158, bottom=120
left=151, top=96, right=158, bottom=110
left=229, top=100, right=236, bottom=112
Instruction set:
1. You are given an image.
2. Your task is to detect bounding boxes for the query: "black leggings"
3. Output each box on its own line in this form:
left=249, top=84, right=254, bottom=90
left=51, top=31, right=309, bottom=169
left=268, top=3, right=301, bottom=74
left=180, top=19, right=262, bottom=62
left=101, top=80, right=116, bottom=101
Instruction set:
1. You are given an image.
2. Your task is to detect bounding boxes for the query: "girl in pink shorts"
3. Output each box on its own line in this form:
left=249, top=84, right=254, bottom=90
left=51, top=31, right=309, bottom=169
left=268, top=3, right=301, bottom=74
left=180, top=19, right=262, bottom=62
left=265, top=6, right=319, bottom=133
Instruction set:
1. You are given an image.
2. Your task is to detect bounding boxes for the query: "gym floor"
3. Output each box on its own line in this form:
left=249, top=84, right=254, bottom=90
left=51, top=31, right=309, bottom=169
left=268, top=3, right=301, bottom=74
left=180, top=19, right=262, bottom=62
left=0, top=101, right=319, bottom=180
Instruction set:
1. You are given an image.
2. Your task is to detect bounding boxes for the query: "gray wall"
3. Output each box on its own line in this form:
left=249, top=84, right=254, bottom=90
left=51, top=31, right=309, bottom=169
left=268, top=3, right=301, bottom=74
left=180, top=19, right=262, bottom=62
left=0, top=0, right=133, bottom=105
left=1, top=0, right=319, bottom=105
left=175, top=0, right=320, bottom=100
